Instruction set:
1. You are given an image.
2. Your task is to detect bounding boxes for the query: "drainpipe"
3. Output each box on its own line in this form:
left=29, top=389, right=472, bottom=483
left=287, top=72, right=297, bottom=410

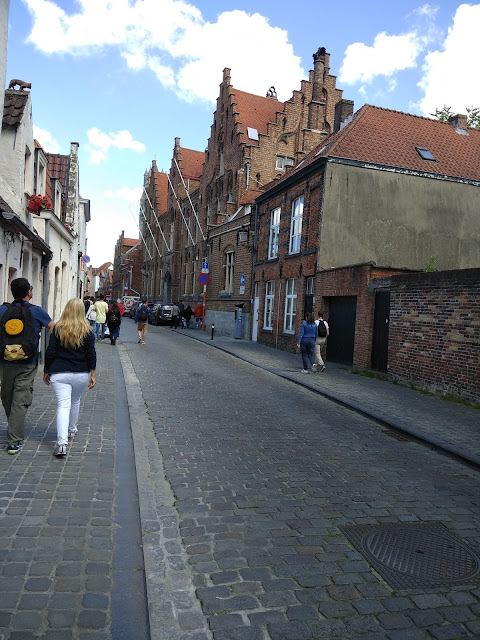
left=249, top=204, right=258, bottom=338
left=275, top=280, right=282, bottom=349
left=40, top=218, right=51, bottom=364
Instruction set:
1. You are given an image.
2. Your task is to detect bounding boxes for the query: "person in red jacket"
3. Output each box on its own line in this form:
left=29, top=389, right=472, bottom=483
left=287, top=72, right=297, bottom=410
left=193, top=304, right=204, bottom=329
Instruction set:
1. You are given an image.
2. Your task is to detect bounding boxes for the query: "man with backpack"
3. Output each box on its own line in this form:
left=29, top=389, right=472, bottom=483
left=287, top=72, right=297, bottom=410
left=0, top=278, right=55, bottom=454
left=135, top=297, right=149, bottom=344
left=314, top=310, right=329, bottom=372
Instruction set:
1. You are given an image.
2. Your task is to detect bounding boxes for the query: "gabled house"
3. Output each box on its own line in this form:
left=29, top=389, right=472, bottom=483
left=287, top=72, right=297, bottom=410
left=196, top=47, right=352, bottom=337
left=112, top=232, right=142, bottom=300
left=143, top=141, right=205, bottom=303
left=254, top=105, right=480, bottom=367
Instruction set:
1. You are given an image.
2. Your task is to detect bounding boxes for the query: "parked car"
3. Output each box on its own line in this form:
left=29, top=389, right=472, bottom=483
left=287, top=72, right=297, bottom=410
left=129, top=301, right=139, bottom=319
left=148, top=304, right=173, bottom=325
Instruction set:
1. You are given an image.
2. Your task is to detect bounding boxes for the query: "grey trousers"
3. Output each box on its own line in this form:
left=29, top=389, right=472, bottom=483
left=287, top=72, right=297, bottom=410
left=0, top=363, right=37, bottom=444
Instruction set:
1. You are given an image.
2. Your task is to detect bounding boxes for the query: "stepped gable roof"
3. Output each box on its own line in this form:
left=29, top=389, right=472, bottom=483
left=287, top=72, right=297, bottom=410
left=46, top=153, right=69, bottom=185
left=231, top=88, right=284, bottom=145
left=153, top=170, right=169, bottom=214
left=302, top=104, right=480, bottom=182
left=178, top=147, right=205, bottom=180
left=96, top=261, right=112, bottom=273
left=3, top=90, right=29, bottom=127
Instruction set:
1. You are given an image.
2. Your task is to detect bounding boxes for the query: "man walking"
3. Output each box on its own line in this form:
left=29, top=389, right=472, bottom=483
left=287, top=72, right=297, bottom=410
left=135, top=297, right=149, bottom=344
left=93, top=294, right=108, bottom=340
left=314, top=310, right=329, bottom=372
left=0, top=278, right=55, bottom=454
left=171, top=303, right=180, bottom=329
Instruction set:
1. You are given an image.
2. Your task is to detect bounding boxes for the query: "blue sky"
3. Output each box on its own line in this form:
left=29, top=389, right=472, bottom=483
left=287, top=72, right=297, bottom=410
left=6, top=0, right=480, bottom=267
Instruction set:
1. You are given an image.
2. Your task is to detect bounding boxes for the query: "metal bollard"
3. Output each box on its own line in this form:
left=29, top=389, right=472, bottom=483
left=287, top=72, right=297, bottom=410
left=211, top=323, right=215, bottom=340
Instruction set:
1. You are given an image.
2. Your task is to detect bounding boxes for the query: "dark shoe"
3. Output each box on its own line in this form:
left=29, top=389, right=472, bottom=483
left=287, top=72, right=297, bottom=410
left=7, top=441, right=23, bottom=455
left=138, top=338, right=142, bottom=343
left=320, top=365, right=326, bottom=372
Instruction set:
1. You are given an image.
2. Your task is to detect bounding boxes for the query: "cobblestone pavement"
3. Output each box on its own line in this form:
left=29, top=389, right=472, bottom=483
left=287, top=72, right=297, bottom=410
left=119, top=320, right=480, bottom=640
left=0, top=340, right=149, bottom=640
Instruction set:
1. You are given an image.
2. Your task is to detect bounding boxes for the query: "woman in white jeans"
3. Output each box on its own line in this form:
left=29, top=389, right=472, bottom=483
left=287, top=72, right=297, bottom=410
left=43, top=298, right=96, bottom=457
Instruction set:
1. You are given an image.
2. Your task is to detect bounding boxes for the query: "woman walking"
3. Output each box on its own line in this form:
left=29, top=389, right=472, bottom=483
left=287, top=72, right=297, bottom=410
left=106, top=300, right=121, bottom=345
left=296, top=312, right=318, bottom=373
left=43, top=298, right=96, bottom=457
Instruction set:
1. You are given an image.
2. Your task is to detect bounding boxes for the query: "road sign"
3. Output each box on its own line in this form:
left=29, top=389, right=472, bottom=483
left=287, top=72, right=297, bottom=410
left=202, top=261, right=209, bottom=270
left=82, top=255, right=90, bottom=263
left=124, top=283, right=128, bottom=291
left=240, top=273, right=245, bottom=286
left=198, top=273, right=209, bottom=285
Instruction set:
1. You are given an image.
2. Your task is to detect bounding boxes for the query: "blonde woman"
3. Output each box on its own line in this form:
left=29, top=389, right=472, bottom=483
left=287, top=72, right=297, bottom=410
left=43, top=298, right=96, bottom=457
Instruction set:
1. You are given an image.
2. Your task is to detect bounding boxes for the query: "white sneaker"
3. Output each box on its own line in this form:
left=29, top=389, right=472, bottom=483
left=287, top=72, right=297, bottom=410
left=54, top=444, right=67, bottom=457
left=312, top=364, right=317, bottom=372
left=68, top=429, right=77, bottom=440
left=301, top=369, right=309, bottom=374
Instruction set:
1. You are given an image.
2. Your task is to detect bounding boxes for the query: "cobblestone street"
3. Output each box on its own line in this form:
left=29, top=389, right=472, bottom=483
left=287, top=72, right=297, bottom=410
left=0, top=319, right=479, bottom=639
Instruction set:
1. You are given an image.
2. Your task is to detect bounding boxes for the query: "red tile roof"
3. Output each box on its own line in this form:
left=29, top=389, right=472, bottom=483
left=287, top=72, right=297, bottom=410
left=123, top=238, right=139, bottom=247
left=178, top=148, right=205, bottom=181
left=2, top=90, right=29, bottom=127
left=239, top=189, right=264, bottom=205
left=232, top=89, right=284, bottom=145
left=312, top=105, right=480, bottom=181
left=46, top=153, right=69, bottom=184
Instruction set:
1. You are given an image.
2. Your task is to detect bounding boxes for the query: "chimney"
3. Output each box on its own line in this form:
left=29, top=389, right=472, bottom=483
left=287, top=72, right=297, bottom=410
left=334, top=99, right=354, bottom=133
left=448, top=114, right=468, bottom=134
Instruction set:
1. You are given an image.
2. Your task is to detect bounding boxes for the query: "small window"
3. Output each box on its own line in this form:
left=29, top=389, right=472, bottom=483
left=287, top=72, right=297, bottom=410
left=416, top=147, right=435, bottom=161
left=276, top=156, right=285, bottom=170
left=247, top=127, right=259, bottom=141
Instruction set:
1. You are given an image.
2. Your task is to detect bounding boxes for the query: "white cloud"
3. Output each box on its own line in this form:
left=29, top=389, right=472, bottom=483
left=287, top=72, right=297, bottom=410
left=22, top=0, right=304, bottom=103
left=85, top=127, right=146, bottom=164
left=339, top=32, right=421, bottom=85
left=104, top=186, right=143, bottom=203
left=418, top=3, right=480, bottom=116
left=33, top=125, right=60, bottom=153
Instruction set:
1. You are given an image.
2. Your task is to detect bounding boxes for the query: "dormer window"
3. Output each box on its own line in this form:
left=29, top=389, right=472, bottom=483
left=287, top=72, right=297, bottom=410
left=416, top=147, right=436, bottom=161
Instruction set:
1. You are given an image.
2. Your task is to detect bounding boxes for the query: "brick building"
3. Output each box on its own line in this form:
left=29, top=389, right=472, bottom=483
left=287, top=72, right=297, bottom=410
left=254, top=105, right=480, bottom=367
left=112, top=231, right=142, bottom=300
left=193, top=46, right=352, bottom=337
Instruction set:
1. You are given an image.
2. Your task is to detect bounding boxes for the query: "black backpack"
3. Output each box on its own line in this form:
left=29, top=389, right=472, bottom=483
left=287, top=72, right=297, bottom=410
left=138, top=304, right=149, bottom=322
left=0, top=300, right=37, bottom=362
left=317, top=320, right=327, bottom=338
left=108, top=308, right=120, bottom=326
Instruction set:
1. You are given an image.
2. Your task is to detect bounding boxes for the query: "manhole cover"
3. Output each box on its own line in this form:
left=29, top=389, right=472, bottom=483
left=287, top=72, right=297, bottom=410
left=340, top=522, right=480, bottom=589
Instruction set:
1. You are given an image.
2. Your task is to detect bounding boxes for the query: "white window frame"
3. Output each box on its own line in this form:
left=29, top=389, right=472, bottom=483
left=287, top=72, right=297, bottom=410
left=275, top=156, right=285, bottom=170
left=289, top=196, right=304, bottom=254
left=264, top=280, right=275, bottom=329
left=284, top=278, right=297, bottom=333
left=268, top=207, right=280, bottom=260
left=224, top=251, right=234, bottom=294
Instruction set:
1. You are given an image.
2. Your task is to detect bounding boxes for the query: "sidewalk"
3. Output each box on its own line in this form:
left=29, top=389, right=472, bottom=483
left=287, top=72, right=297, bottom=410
left=173, top=326, right=480, bottom=469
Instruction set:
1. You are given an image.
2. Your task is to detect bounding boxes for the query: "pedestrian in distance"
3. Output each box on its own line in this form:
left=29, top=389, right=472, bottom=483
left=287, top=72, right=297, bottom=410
left=171, top=303, right=180, bottom=329
left=178, top=301, right=185, bottom=328
left=135, top=297, right=149, bottom=344
left=106, top=300, right=121, bottom=345
left=0, top=278, right=55, bottom=454
left=314, top=310, right=329, bottom=373
left=193, top=303, right=204, bottom=329
left=184, top=305, right=193, bottom=328
left=85, top=298, right=96, bottom=328
left=93, top=294, right=108, bottom=340
left=43, top=298, right=96, bottom=457
left=296, top=312, right=318, bottom=373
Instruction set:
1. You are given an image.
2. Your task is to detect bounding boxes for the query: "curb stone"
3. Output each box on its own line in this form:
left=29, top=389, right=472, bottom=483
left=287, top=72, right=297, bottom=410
left=117, top=343, right=213, bottom=640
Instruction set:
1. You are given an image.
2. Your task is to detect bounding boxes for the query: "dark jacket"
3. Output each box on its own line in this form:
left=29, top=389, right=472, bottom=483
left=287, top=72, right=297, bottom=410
left=44, top=330, right=96, bottom=374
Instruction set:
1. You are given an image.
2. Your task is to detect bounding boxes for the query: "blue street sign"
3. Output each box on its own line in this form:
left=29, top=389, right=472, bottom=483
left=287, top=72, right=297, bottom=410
left=202, top=261, right=209, bottom=270
left=240, top=273, right=245, bottom=286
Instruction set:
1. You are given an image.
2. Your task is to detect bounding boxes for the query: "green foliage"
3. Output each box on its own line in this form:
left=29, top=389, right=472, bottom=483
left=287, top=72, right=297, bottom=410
left=425, top=256, right=437, bottom=272
left=432, top=105, right=480, bottom=129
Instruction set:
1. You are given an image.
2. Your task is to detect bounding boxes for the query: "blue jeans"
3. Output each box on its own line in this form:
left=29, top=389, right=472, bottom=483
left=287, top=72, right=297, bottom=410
left=95, top=322, right=104, bottom=339
left=300, top=339, right=315, bottom=369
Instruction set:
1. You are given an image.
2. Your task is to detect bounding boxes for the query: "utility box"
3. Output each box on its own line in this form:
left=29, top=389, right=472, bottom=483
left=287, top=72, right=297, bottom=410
left=234, top=304, right=243, bottom=339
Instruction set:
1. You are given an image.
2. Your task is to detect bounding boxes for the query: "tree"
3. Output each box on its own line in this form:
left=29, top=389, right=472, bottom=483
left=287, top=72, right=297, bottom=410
left=431, top=105, right=480, bottom=129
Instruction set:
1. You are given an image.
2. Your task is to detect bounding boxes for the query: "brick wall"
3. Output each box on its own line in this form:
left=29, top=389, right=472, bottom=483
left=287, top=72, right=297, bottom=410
left=388, top=269, right=480, bottom=403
